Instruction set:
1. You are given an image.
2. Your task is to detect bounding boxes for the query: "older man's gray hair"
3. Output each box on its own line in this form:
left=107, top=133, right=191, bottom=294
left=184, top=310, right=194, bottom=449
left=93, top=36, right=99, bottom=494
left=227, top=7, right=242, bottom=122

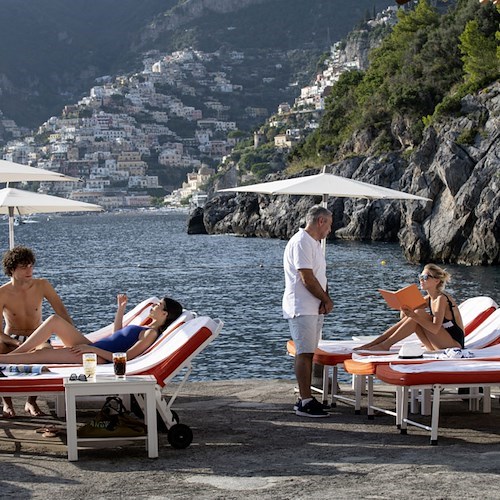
left=305, top=205, right=332, bottom=225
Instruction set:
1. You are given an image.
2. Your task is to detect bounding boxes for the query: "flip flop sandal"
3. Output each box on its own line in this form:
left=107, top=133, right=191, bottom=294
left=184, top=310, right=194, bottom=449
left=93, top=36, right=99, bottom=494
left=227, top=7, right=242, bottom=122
left=35, top=426, right=58, bottom=434
left=2, top=408, right=16, bottom=419
left=26, top=409, right=48, bottom=417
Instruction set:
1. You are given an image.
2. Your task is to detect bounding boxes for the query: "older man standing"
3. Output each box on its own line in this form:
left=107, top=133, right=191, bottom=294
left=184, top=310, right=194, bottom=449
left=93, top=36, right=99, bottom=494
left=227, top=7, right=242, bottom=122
left=283, top=205, right=334, bottom=417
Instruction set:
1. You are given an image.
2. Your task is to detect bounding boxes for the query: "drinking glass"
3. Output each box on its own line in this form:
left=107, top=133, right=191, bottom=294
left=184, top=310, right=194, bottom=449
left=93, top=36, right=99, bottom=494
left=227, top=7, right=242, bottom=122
left=113, top=352, right=127, bottom=379
left=82, top=353, right=97, bottom=381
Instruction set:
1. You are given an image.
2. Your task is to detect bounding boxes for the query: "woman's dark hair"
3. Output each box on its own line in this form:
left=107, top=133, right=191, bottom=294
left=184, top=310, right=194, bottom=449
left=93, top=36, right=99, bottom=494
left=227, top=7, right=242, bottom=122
left=2, top=246, right=36, bottom=277
left=160, top=297, right=184, bottom=333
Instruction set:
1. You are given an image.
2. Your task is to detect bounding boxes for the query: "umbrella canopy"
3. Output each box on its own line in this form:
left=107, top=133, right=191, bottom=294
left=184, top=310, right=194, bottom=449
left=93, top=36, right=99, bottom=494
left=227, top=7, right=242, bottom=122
left=0, top=159, right=80, bottom=183
left=219, top=172, right=430, bottom=202
left=218, top=171, right=430, bottom=253
left=0, top=187, right=103, bottom=249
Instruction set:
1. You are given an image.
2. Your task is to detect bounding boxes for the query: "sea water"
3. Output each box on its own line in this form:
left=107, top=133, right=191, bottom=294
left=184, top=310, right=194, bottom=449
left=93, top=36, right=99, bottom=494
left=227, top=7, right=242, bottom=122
left=2, top=211, right=499, bottom=381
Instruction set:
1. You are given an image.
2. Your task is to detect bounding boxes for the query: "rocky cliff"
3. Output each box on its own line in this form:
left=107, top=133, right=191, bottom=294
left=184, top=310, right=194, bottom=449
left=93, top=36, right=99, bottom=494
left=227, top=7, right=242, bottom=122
left=189, top=82, right=499, bottom=265
left=340, top=28, right=388, bottom=70
left=139, top=0, right=267, bottom=42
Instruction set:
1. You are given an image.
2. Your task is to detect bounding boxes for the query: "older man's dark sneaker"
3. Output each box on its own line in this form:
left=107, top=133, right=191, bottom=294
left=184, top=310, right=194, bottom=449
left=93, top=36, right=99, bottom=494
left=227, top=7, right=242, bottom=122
left=294, top=398, right=330, bottom=411
left=295, top=397, right=329, bottom=418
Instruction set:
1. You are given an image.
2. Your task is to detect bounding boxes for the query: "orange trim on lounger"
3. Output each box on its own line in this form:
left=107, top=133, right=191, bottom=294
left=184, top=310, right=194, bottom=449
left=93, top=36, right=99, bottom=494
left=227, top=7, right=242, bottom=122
left=140, top=320, right=186, bottom=356
left=0, top=320, right=216, bottom=393
left=376, top=363, right=500, bottom=385
left=142, top=326, right=212, bottom=387
left=286, top=339, right=351, bottom=365
left=344, top=356, right=443, bottom=376
left=465, top=306, right=496, bottom=335
left=344, top=359, right=381, bottom=376
left=313, top=350, right=352, bottom=366
left=0, top=378, right=64, bottom=393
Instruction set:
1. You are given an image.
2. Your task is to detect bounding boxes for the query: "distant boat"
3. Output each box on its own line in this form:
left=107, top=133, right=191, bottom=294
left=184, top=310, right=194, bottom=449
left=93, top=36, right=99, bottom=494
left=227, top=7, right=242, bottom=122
left=21, top=215, right=40, bottom=224
left=13, top=215, right=41, bottom=225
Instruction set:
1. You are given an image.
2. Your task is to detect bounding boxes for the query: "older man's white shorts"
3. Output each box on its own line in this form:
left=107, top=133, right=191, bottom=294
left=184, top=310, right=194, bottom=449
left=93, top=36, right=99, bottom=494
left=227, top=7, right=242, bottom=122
left=288, top=315, right=324, bottom=354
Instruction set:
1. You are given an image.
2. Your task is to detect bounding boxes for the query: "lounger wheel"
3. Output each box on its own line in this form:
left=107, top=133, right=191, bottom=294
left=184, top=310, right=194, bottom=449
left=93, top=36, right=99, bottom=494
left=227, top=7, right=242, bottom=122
left=168, top=423, right=193, bottom=449
left=159, top=410, right=180, bottom=434
left=430, top=439, right=438, bottom=446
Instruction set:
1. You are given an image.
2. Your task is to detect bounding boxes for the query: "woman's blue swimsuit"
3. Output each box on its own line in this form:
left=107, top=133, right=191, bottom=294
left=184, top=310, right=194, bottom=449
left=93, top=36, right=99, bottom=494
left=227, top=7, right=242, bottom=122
left=91, top=325, right=148, bottom=352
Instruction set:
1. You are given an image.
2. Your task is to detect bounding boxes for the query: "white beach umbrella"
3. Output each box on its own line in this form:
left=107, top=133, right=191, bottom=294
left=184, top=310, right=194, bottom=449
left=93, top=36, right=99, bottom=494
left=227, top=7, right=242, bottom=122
left=0, top=187, right=103, bottom=249
left=219, top=170, right=431, bottom=252
left=0, top=159, right=80, bottom=183
left=219, top=171, right=430, bottom=203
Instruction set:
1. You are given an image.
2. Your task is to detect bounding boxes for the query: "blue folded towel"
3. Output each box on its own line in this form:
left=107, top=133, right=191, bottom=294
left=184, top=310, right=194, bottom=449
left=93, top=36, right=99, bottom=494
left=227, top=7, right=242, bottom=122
left=0, top=364, right=45, bottom=375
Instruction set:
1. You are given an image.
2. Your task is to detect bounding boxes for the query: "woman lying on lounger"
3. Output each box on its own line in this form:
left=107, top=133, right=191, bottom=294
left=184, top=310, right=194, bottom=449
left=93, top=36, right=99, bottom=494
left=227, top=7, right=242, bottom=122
left=355, top=264, right=465, bottom=352
left=0, top=294, right=183, bottom=365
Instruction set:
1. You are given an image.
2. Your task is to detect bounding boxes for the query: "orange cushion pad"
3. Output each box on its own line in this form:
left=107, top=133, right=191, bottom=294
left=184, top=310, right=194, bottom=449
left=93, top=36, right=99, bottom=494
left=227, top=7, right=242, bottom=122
left=376, top=363, right=500, bottom=386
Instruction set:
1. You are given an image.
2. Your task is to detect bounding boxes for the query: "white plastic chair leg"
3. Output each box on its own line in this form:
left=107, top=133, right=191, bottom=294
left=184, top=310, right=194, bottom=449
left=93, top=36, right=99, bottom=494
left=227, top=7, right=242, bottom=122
left=400, top=387, right=409, bottom=434
left=322, top=365, right=330, bottom=405
left=430, top=384, right=441, bottom=445
left=421, top=389, right=432, bottom=416
left=353, top=375, right=362, bottom=414
left=55, top=394, right=66, bottom=418
left=483, top=387, right=491, bottom=413
left=367, top=375, right=374, bottom=420
left=331, top=365, right=339, bottom=407
left=410, top=388, right=419, bottom=414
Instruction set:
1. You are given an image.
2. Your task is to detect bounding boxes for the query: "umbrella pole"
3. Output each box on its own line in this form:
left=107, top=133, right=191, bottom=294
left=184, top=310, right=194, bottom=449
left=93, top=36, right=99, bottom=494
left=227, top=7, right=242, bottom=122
left=321, top=194, right=328, bottom=254
left=8, top=207, right=14, bottom=249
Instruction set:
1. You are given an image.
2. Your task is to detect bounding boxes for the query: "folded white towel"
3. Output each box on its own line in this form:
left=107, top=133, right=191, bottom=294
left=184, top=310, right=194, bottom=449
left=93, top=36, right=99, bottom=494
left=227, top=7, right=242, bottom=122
left=438, top=348, right=475, bottom=359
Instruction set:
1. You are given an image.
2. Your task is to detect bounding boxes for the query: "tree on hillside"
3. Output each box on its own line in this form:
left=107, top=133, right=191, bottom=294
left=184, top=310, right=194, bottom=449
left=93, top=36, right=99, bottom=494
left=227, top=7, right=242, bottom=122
left=354, top=0, right=441, bottom=136
left=460, top=19, right=499, bottom=86
left=290, top=0, right=500, bottom=168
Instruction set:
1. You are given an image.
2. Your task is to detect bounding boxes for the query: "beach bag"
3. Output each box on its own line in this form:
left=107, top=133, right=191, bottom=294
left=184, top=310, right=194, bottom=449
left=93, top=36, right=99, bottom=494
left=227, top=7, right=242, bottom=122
left=77, top=396, right=147, bottom=438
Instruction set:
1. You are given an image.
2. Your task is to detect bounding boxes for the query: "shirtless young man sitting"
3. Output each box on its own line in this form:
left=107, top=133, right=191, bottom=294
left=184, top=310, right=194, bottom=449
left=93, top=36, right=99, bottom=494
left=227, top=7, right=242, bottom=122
left=0, top=246, right=72, bottom=417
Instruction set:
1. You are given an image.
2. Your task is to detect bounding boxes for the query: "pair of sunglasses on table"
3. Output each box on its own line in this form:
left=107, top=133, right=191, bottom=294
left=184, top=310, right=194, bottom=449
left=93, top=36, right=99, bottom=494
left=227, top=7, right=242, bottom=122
left=69, top=373, right=87, bottom=382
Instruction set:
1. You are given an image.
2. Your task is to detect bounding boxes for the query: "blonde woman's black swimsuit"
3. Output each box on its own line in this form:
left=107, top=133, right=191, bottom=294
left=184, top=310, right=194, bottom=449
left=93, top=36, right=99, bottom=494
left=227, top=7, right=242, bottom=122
left=428, top=294, right=465, bottom=348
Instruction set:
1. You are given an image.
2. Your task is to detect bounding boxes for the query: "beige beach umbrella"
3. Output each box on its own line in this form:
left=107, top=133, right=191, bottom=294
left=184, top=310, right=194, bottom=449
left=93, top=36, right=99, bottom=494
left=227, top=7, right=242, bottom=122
left=219, top=170, right=431, bottom=252
left=0, top=159, right=80, bottom=183
left=0, top=187, right=103, bottom=249
left=219, top=171, right=430, bottom=202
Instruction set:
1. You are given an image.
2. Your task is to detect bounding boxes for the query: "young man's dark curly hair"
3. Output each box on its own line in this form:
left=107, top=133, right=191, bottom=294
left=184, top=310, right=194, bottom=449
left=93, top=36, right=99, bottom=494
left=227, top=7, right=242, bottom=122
left=2, top=246, right=36, bottom=277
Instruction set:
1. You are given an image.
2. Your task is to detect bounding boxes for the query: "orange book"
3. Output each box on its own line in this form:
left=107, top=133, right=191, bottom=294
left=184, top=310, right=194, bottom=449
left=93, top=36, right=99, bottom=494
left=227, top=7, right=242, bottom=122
left=378, top=284, right=426, bottom=310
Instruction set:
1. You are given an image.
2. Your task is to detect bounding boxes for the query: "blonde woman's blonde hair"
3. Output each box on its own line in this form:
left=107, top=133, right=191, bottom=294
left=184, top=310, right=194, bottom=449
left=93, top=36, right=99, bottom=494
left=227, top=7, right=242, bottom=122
left=424, top=263, right=451, bottom=292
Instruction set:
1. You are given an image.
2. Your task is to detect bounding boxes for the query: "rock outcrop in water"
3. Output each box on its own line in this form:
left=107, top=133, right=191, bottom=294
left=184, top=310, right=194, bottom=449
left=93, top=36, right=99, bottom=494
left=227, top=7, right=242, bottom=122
left=189, top=83, right=499, bottom=266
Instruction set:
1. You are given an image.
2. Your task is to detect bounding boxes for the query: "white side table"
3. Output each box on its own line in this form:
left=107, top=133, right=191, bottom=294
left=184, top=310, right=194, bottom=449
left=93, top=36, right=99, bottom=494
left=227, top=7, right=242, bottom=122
left=64, top=374, right=158, bottom=461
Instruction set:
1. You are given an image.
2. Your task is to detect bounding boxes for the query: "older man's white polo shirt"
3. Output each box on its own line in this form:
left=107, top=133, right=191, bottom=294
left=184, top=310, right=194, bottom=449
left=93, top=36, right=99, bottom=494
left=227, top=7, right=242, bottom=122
left=282, top=228, right=327, bottom=319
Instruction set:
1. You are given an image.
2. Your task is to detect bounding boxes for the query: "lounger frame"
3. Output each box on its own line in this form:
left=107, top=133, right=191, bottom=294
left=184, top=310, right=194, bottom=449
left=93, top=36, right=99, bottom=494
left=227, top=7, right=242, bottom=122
left=0, top=316, right=223, bottom=441
left=392, top=382, right=493, bottom=445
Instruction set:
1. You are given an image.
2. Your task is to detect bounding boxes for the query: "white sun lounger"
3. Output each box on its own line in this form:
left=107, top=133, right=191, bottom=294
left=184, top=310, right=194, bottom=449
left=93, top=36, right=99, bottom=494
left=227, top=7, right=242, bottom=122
left=0, top=312, right=223, bottom=451
left=376, top=360, right=500, bottom=445
left=288, top=296, right=498, bottom=410
left=344, top=304, right=500, bottom=416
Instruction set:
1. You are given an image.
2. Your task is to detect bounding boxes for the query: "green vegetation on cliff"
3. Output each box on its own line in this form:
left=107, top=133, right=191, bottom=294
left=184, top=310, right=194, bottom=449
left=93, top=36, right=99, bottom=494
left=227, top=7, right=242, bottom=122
left=290, top=0, right=499, bottom=167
